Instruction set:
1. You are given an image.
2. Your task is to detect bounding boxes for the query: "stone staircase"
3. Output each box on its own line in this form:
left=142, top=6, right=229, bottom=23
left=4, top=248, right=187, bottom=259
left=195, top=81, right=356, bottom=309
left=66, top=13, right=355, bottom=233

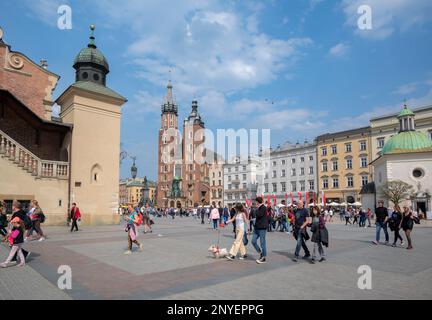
left=0, top=129, right=68, bottom=179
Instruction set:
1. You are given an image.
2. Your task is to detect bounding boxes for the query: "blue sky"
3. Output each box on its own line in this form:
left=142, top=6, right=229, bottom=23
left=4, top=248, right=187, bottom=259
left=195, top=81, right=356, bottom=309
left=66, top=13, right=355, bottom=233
left=1, top=0, right=432, bottom=181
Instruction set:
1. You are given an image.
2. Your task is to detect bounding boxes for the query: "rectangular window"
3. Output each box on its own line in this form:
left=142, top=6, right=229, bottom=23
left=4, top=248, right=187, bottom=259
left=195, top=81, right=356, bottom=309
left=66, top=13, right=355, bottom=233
left=345, top=143, right=352, bottom=152
left=332, top=160, right=338, bottom=171
left=362, top=175, right=368, bottom=186
left=281, top=182, right=286, bottom=192
left=360, top=141, right=367, bottom=151
left=309, top=155, right=313, bottom=161
left=309, top=166, right=314, bottom=174
left=361, top=157, right=368, bottom=168
left=272, top=170, right=277, bottom=178
left=265, top=172, right=269, bottom=179
left=300, top=181, right=305, bottom=191
left=346, top=159, right=352, bottom=169
left=291, top=158, right=296, bottom=164
left=309, top=180, right=314, bottom=191
left=291, top=182, right=297, bottom=192
left=322, top=162, right=328, bottom=172
left=243, top=183, right=247, bottom=189
left=272, top=161, right=277, bottom=166
left=331, top=145, right=337, bottom=154
left=235, top=166, right=239, bottom=172
left=281, top=169, right=286, bottom=177
left=321, top=178, right=327, bottom=189
left=272, top=183, right=277, bottom=193
left=301, top=157, right=305, bottom=162
left=242, top=165, right=246, bottom=171
left=377, top=138, right=385, bottom=149
left=332, top=178, right=339, bottom=188
left=321, top=147, right=327, bottom=156
left=264, top=183, right=269, bottom=193
left=291, top=168, right=296, bottom=176
left=281, top=160, right=286, bottom=165
left=347, top=176, right=354, bottom=187
left=300, top=167, right=305, bottom=175
left=242, top=174, right=246, bottom=180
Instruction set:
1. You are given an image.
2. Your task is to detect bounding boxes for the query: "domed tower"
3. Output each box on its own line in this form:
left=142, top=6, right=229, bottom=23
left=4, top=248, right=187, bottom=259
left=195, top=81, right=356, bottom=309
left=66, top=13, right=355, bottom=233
left=73, top=25, right=109, bottom=86
left=57, top=24, right=127, bottom=226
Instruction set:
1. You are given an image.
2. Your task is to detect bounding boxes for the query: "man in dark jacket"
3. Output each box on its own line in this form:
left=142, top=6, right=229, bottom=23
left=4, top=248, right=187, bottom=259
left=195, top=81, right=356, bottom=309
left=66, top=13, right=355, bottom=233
left=292, top=200, right=311, bottom=262
left=251, top=196, right=268, bottom=264
left=373, top=201, right=389, bottom=245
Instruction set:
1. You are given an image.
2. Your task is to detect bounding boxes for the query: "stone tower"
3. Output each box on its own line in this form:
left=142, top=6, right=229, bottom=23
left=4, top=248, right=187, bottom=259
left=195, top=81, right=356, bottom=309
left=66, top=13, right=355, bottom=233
left=56, top=25, right=127, bottom=225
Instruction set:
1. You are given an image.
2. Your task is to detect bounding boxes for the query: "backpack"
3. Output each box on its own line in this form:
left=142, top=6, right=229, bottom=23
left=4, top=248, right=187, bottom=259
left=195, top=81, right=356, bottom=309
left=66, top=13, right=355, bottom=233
left=39, top=212, right=46, bottom=223
left=136, top=213, right=143, bottom=226
left=22, top=214, right=32, bottom=230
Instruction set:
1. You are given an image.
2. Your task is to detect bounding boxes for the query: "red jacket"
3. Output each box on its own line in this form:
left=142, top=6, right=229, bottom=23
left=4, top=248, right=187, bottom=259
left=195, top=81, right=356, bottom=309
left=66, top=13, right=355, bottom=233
left=71, top=207, right=81, bottom=219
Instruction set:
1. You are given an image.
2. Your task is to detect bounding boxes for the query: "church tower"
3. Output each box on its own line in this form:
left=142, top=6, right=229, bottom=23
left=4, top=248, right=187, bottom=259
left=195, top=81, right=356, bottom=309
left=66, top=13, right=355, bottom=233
left=56, top=25, right=127, bottom=225
left=182, top=100, right=210, bottom=207
left=156, top=80, right=181, bottom=207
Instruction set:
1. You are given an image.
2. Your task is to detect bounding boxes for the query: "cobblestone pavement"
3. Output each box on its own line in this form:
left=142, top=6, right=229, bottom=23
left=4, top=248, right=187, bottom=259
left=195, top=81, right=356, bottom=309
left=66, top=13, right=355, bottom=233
left=0, top=217, right=431, bottom=300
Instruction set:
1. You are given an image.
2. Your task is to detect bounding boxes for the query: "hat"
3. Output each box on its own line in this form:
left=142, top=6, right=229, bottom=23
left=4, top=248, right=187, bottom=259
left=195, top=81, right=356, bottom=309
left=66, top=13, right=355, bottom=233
left=11, top=217, right=21, bottom=223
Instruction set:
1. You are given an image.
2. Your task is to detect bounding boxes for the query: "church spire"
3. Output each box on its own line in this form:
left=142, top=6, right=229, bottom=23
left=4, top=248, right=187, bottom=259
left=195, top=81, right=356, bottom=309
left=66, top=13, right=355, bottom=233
left=161, top=79, right=178, bottom=115
left=397, top=101, right=415, bottom=132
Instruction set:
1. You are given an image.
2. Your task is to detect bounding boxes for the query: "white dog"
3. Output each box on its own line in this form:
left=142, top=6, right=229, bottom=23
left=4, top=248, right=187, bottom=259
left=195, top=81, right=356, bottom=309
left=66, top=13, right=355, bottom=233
left=208, top=245, right=229, bottom=259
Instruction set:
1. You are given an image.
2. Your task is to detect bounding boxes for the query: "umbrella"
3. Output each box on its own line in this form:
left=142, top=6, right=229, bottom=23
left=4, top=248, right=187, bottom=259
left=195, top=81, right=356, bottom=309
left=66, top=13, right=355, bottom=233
left=277, top=204, right=286, bottom=208
left=340, top=202, right=347, bottom=206
left=353, top=201, right=362, bottom=206
left=329, top=202, right=340, bottom=206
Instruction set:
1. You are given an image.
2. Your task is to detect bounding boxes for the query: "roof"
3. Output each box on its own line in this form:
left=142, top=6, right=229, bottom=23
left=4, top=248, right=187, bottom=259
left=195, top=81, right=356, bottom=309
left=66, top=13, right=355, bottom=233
left=127, top=180, right=144, bottom=187
left=370, top=104, right=432, bottom=121
left=73, top=25, right=109, bottom=72
left=69, top=81, right=127, bottom=101
left=397, top=105, right=415, bottom=118
left=381, top=131, right=432, bottom=155
left=316, top=126, right=370, bottom=141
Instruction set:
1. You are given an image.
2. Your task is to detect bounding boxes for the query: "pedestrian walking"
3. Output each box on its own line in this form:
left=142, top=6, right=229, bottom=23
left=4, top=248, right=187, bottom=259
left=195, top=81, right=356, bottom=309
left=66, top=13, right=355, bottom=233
left=0, top=202, right=8, bottom=240
left=1, top=217, right=26, bottom=268
left=389, top=205, right=404, bottom=247
left=70, top=203, right=81, bottom=232
left=225, top=203, right=249, bottom=261
left=401, top=206, right=419, bottom=250
left=373, top=201, right=389, bottom=245
left=292, top=200, right=311, bottom=262
left=309, top=206, right=328, bottom=264
left=27, top=200, right=45, bottom=241
left=344, top=207, right=352, bottom=225
left=366, top=208, right=372, bottom=227
left=210, top=202, right=220, bottom=230
left=124, top=207, right=143, bottom=255
left=251, top=196, right=268, bottom=264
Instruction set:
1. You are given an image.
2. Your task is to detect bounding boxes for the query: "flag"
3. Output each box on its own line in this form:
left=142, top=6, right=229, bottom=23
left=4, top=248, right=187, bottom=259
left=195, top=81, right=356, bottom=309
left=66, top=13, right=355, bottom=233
left=298, top=192, right=302, bottom=201
left=273, top=194, right=277, bottom=206
left=267, top=194, right=271, bottom=206
left=285, top=193, right=288, bottom=201
left=245, top=198, right=249, bottom=207
left=306, top=192, right=309, bottom=206
left=322, top=191, right=326, bottom=207
left=290, top=192, right=294, bottom=204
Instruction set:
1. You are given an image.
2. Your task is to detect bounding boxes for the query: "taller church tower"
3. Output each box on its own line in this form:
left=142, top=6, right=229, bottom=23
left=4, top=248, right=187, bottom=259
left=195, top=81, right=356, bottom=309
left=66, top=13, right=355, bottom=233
left=56, top=25, right=127, bottom=225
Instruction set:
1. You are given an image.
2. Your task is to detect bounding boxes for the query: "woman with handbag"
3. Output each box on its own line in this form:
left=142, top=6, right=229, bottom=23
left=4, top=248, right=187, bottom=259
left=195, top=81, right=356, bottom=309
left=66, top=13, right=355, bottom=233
left=401, top=206, right=418, bottom=250
left=225, top=203, right=250, bottom=261
left=310, top=206, right=327, bottom=264
left=390, top=205, right=404, bottom=247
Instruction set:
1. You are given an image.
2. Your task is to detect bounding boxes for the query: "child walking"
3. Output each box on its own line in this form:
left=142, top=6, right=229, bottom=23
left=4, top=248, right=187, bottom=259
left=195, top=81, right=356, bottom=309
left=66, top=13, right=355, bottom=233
left=1, top=217, right=26, bottom=268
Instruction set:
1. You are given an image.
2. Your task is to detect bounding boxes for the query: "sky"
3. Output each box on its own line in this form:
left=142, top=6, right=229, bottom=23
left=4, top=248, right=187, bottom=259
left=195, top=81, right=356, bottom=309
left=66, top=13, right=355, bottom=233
left=1, top=0, right=432, bottom=181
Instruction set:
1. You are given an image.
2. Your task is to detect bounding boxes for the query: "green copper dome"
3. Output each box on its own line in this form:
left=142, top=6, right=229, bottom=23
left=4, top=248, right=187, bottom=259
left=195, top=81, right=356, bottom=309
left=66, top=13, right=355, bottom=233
left=381, top=131, right=432, bottom=155
left=73, top=25, right=109, bottom=72
left=397, top=105, right=415, bottom=118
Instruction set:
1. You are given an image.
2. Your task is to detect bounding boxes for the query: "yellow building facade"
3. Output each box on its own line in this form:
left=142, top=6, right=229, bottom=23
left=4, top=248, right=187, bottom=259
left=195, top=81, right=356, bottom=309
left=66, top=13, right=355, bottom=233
left=316, top=127, right=372, bottom=204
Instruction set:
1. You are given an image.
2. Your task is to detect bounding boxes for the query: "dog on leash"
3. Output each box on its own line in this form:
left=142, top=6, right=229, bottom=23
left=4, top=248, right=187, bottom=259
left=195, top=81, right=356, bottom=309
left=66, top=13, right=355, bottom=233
left=208, top=245, right=229, bottom=259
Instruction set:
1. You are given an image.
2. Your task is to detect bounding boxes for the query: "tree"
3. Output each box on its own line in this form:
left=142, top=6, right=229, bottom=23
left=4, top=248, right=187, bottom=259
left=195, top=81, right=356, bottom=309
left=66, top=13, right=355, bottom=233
left=378, top=180, right=414, bottom=206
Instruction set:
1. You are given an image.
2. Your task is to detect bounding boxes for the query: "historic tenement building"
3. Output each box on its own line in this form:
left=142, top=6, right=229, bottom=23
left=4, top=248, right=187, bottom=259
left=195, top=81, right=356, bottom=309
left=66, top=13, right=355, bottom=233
left=0, top=26, right=126, bottom=225
left=156, top=82, right=211, bottom=208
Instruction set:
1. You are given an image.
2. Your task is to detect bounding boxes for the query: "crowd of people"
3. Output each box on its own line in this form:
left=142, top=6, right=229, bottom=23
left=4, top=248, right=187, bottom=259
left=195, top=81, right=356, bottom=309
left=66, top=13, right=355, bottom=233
left=0, top=196, right=422, bottom=268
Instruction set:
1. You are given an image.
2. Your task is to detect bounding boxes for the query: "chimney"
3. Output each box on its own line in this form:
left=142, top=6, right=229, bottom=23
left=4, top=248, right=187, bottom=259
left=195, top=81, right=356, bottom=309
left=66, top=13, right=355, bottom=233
left=40, top=59, right=48, bottom=69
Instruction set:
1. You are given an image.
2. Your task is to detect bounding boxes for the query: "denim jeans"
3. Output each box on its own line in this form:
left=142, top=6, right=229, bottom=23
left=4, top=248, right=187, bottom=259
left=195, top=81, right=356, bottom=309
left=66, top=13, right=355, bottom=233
left=212, top=219, right=218, bottom=229
left=375, top=221, right=389, bottom=242
left=252, top=229, right=267, bottom=257
left=294, top=228, right=310, bottom=258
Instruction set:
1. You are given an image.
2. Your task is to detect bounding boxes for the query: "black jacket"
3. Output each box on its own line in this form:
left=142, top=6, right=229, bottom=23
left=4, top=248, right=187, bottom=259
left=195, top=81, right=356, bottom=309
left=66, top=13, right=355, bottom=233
left=254, top=204, right=269, bottom=230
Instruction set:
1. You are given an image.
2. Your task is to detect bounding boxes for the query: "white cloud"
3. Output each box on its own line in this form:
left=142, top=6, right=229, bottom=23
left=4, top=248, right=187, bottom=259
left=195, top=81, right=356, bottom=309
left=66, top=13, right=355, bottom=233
left=391, top=82, right=418, bottom=96
left=329, top=42, right=350, bottom=57
left=23, top=0, right=69, bottom=26
left=341, top=0, right=432, bottom=40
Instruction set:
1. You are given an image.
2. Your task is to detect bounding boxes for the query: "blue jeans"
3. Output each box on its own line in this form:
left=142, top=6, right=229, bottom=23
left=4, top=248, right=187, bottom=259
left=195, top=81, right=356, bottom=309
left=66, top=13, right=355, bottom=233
left=252, top=229, right=267, bottom=258
left=375, top=221, right=389, bottom=242
left=294, top=228, right=310, bottom=258
left=212, top=219, right=218, bottom=229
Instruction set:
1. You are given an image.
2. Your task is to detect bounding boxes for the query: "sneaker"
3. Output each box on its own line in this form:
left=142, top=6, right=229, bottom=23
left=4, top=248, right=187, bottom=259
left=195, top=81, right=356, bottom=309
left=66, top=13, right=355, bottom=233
left=226, top=255, right=234, bottom=261
left=38, top=237, right=45, bottom=242
left=310, top=259, right=316, bottom=264
left=0, top=262, right=7, bottom=268
left=292, top=256, right=299, bottom=262
left=302, top=254, right=311, bottom=259
left=17, top=263, right=25, bottom=267
left=239, top=256, right=245, bottom=260
left=256, top=257, right=266, bottom=264
left=242, top=254, right=248, bottom=259
left=372, top=240, right=378, bottom=245
left=124, top=250, right=132, bottom=255
left=391, top=243, right=396, bottom=247
left=319, top=257, right=326, bottom=262
left=401, top=241, right=405, bottom=246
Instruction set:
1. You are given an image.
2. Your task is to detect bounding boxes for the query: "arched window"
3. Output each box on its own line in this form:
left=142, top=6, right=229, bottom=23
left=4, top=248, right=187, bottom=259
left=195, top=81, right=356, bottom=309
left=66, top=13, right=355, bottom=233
left=90, top=164, right=102, bottom=184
